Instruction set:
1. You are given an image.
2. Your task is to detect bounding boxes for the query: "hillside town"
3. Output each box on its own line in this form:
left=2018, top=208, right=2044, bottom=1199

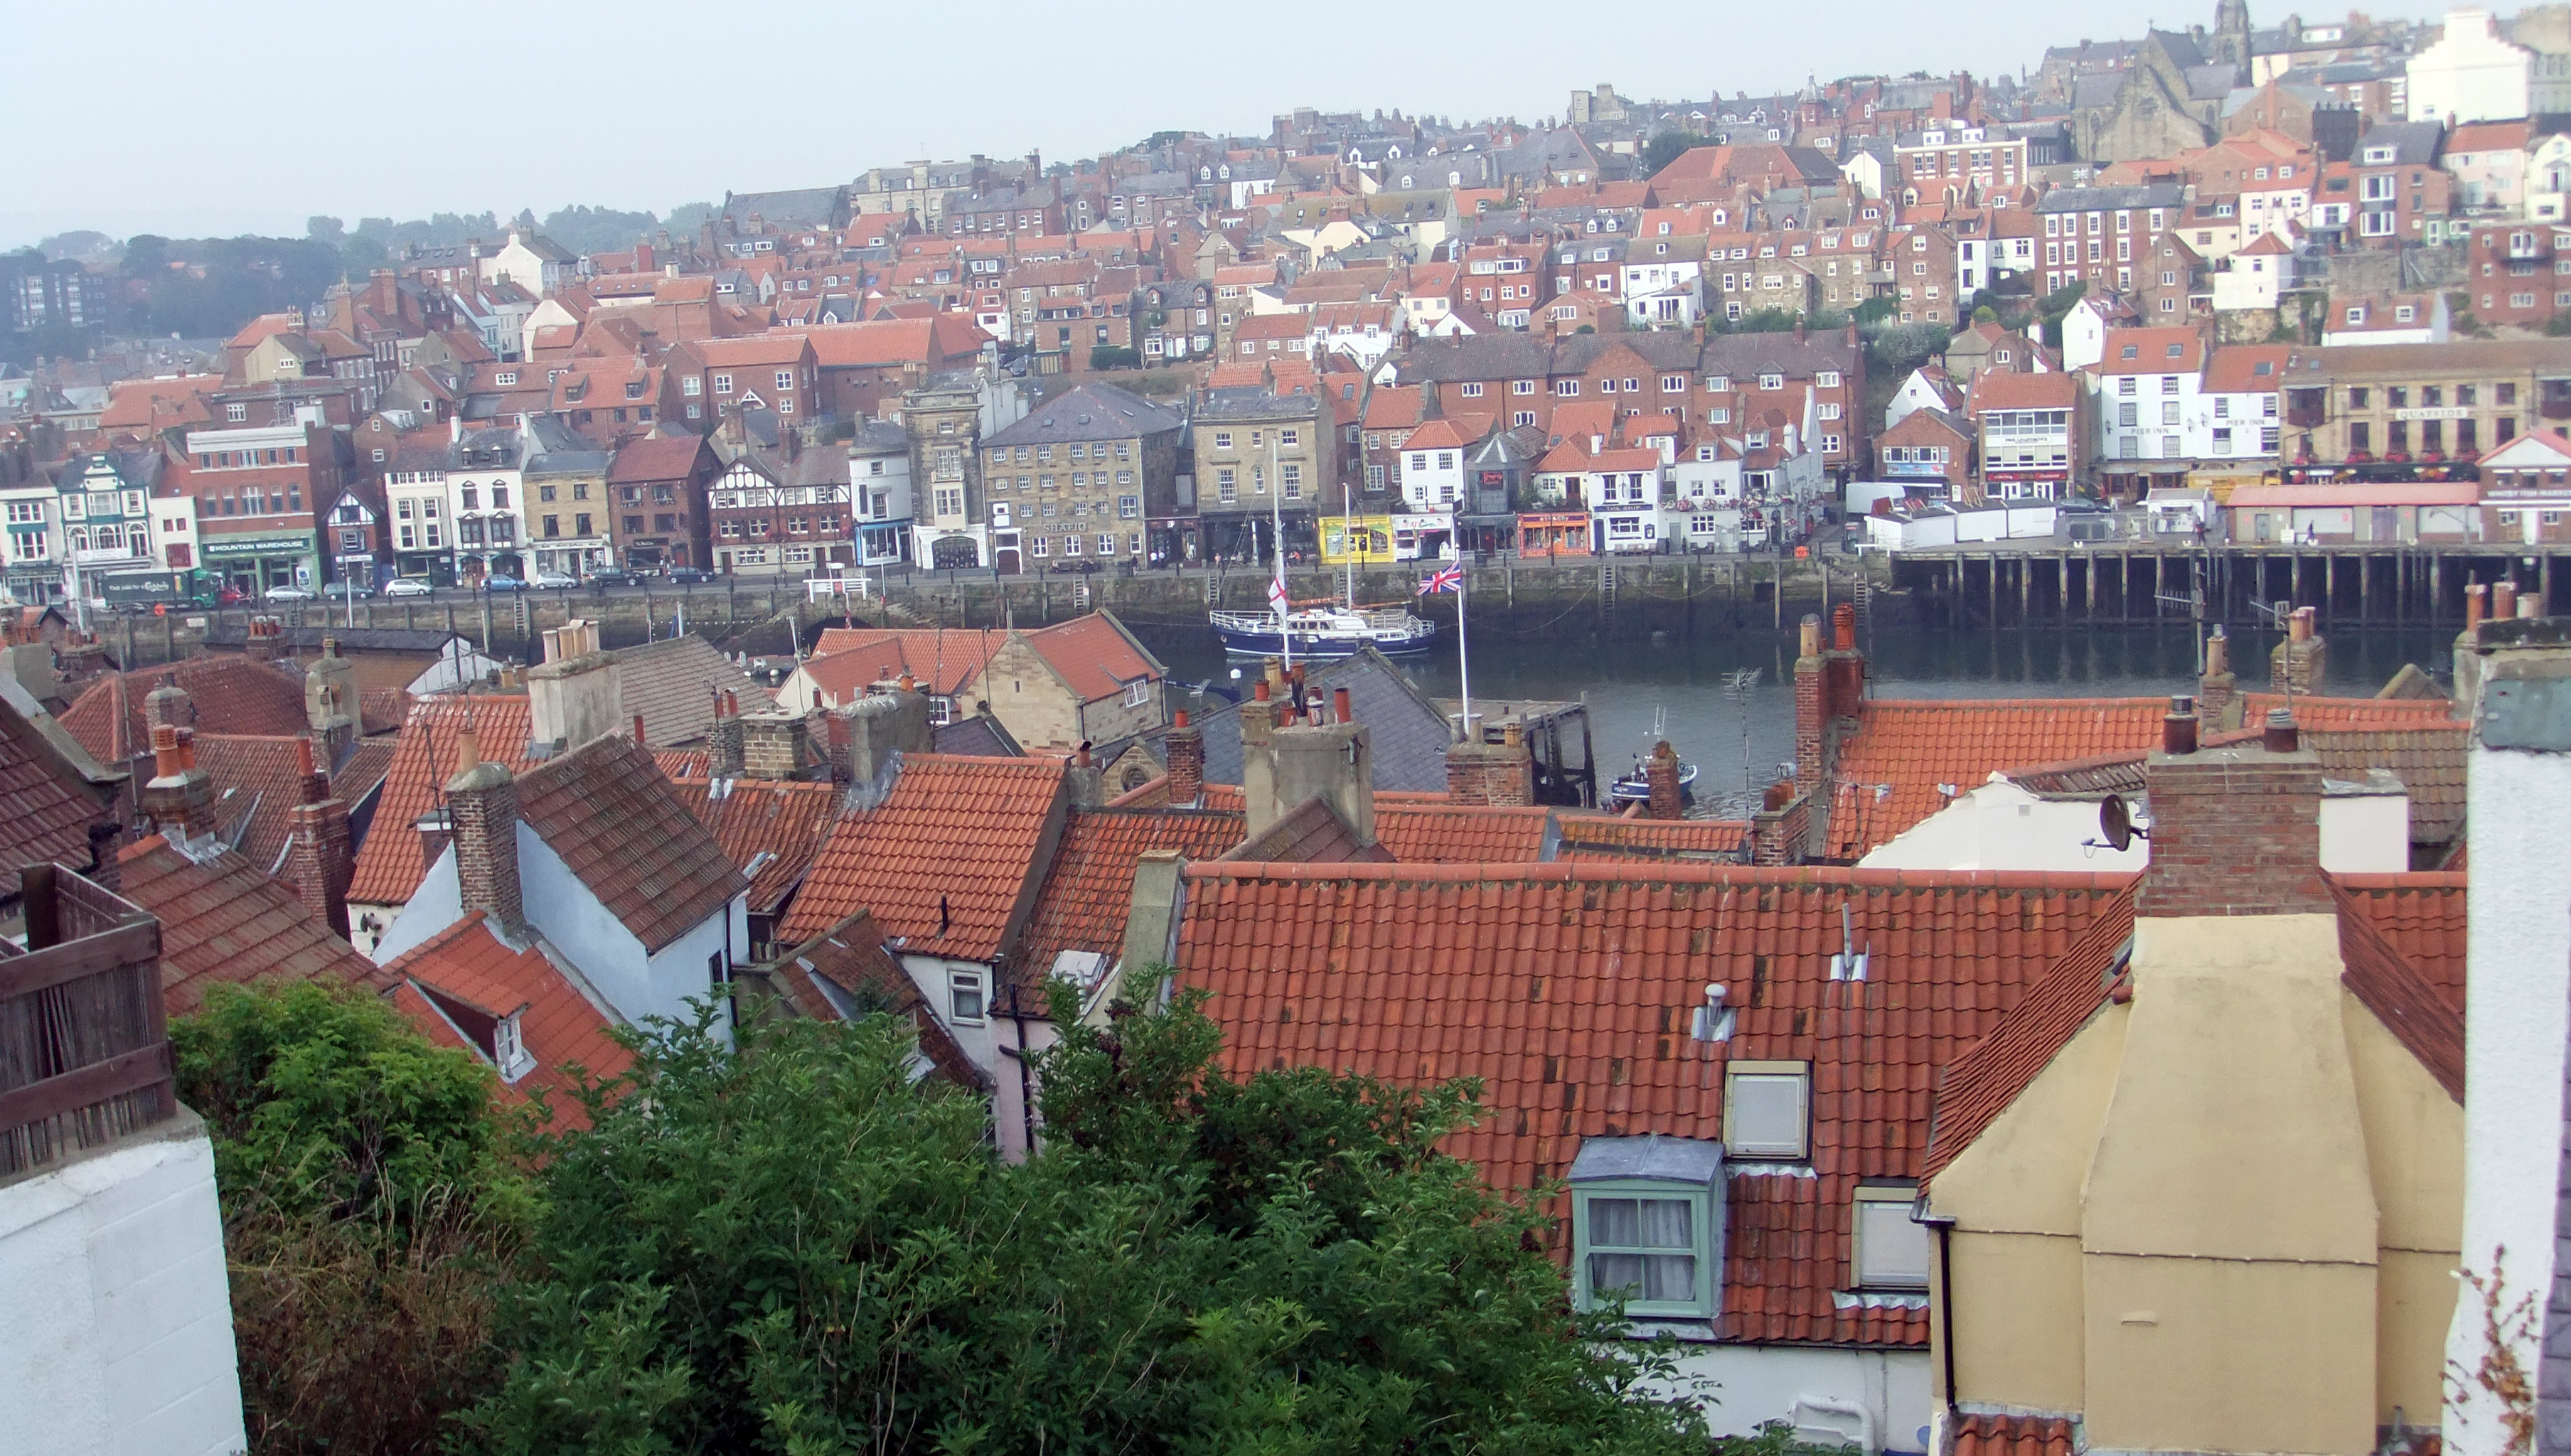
left=4, top=6, right=2570, bottom=1456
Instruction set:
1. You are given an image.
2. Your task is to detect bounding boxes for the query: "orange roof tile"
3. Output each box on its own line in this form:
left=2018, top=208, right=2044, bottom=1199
left=387, top=914, right=631, bottom=1128
left=117, top=833, right=397, bottom=1015
left=1022, top=614, right=1163, bottom=705
left=2336, top=899, right=2464, bottom=1099
left=1177, top=860, right=2135, bottom=1347
left=756, top=909, right=986, bottom=1088
left=347, top=695, right=535, bottom=908
left=1556, top=815, right=1751, bottom=860
left=777, top=755, right=1068, bottom=958
left=806, top=628, right=1005, bottom=698
left=1375, top=803, right=1551, bottom=862
left=2237, top=692, right=2452, bottom=731
left=1016, top=807, right=1246, bottom=982
left=666, top=775, right=840, bottom=915
left=1829, top=699, right=2171, bottom=859
left=2330, top=872, right=2465, bottom=1008
left=0, top=690, right=114, bottom=901
left=1923, top=901, right=2134, bottom=1181
left=1952, top=1415, right=2078, bottom=1456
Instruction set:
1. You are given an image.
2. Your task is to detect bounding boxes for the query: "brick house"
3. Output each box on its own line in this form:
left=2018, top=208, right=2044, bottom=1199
left=664, top=334, right=821, bottom=431
left=605, top=433, right=717, bottom=571
left=1875, top=407, right=1976, bottom=498
left=2465, top=221, right=2571, bottom=331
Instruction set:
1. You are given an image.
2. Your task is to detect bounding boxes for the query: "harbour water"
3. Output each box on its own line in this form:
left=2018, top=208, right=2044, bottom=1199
left=1131, top=622, right=2459, bottom=815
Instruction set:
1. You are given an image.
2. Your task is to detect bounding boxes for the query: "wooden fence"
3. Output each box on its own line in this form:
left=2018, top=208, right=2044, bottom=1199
left=0, top=863, right=173, bottom=1179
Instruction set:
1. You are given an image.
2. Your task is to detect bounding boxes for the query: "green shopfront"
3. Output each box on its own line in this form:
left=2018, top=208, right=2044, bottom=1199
left=201, top=529, right=319, bottom=594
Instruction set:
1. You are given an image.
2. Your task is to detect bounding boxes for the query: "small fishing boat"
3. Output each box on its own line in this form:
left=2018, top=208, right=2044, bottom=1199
left=1211, top=604, right=1437, bottom=658
left=1607, top=755, right=1699, bottom=808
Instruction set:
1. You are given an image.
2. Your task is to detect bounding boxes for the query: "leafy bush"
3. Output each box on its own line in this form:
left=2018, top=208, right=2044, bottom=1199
left=464, top=991, right=1709, bottom=1455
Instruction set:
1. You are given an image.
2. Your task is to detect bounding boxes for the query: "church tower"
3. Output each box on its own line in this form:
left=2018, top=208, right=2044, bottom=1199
left=2211, top=0, right=2255, bottom=70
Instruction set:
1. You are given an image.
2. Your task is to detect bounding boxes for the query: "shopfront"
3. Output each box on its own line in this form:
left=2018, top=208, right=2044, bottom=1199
left=857, top=520, right=913, bottom=568
left=1320, top=514, right=1396, bottom=566
left=1517, top=510, right=1592, bottom=557
left=201, top=530, right=318, bottom=594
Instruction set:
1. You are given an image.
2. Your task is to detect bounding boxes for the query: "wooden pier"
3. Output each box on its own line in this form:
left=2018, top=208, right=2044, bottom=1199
left=1889, top=545, right=2565, bottom=630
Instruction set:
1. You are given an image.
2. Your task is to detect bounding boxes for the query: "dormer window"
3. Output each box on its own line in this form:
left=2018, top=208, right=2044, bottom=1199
left=1568, top=1135, right=1724, bottom=1320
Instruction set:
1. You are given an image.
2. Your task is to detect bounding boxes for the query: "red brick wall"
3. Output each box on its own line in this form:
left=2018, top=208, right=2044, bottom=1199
left=2137, top=749, right=2331, bottom=917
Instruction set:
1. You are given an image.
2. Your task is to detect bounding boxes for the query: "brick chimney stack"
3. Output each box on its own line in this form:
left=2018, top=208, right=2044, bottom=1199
left=710, top=689, right=747, bottom=778
left=2270, top=606, right=2326, bottom=697
left=1446, top=720, right=1531, bottom=806
left=2137, top=709, right=2330, bottom=919
left=1264, top=694, right=1377, bottom=845
left=1165, top=708, right=1204, bottom=807
left=286, top=736, right=353, bottom=939
left=444, top=724, right=527, bottom=941
left=139, top=724, right=218, bottom=844
left=305, top=637, right=358, bottom=764
left=2197, top=626, right=2238, bottom=730
left=1645, top=740, right=1684, bottom=820
left=1794, top=614, right=1827, bottom=792
left=1064, top=742, right=1106, bottom=810
left=244, top=616, right=284, bottom=663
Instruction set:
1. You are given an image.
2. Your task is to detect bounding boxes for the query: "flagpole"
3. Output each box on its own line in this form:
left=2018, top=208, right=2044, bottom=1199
left=1456, top=559, right=1470, bottom=741
left=1271, top=441, right=1290, bottom=675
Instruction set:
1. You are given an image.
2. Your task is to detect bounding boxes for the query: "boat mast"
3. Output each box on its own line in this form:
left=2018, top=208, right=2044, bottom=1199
left=1271, top=431, right=1290, bottom=674
left=1342, top=477, right=1354, bottom=608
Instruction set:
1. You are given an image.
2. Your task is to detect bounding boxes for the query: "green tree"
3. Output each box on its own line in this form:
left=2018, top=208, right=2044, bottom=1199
left=174, top=983, right=534, bottom=1455
left=1642, top=131, right=1711, bottom=176
left=465, top=991, right=1707, bottom=1455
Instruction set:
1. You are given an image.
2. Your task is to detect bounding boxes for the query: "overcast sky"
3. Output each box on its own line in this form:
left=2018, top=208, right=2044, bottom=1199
left=3, top=0, right=2445, bottom=249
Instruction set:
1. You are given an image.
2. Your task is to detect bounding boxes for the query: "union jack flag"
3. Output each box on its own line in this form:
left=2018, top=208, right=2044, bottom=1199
left=1418, top=564, right=1463, bottom=596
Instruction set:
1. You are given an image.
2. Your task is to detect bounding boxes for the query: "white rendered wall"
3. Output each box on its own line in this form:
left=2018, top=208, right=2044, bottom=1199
left=1649, top=1342, right=1934, bottom=1453
left=1862, top=778, right=2408, bottom=875
left=0, top=1113, right=247, bottom=1456
left=2446, top=737, right=2571, bottom=1456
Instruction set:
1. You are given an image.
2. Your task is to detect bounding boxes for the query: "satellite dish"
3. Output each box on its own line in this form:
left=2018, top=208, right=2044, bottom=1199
left=2099, top=794, right=2143, bottom=852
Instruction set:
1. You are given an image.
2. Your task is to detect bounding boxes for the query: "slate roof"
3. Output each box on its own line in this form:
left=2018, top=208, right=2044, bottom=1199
left=933, top=714, right=1022, bottom=758
left=0, top=678, right=117, bottom=903
left=348, top=695, right=534, bottom=908
left=618, top=635, right=769, bottom=748
left=193, top=734, right=392, bottom=876
left=1015, top=806, right=1247, bottom=984
left=1177, top=861, right=2135, bottom=1348
left=1217, top=795, right=1396, bottom=864
left=61, top=656, right=309, bottom=767
left=387, top=914, right=630, bottom=1128
left=515, top=734, right=746, bottom=955
left=983, top=382, right=1185, bottom=449
left=117, top=833, right=397, bottom=1015
left=1192, top=651, right=1454, bottom=794
left=776, top=755, right=1068, bottom=958
left=663, top=774, right=839, bottom=916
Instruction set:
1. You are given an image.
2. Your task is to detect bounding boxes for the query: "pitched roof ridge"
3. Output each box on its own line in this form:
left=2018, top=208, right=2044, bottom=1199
left=1182, top=860, right=2139, bottom=890
left=2328, top=870, right=2469, bottom=890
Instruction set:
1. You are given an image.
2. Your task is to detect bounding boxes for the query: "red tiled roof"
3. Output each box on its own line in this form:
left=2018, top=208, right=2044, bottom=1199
left=1556, top=815, right=1751, bottom=860
left=1015, top=807, right=1246, bottom=983
left=193, top=734, right=321, bottom=874
left=1376, top=803, right=1551, bottom=862
left=386, top=914, right=631, bottom=1128
left=1967, top=371, right=2077, bottom=412
left=61, top=656, right=309, bottom=767
left=1022, top=614, right=1162, bottom=705
left=117, top=833, right=397, bottom=1015
left=1176, top=860, right=2134, bottom=1347
left=0, top=691, right=113, bottom=901
left=776, top=754, right=1068, bottom=958
left=607, top=434, right=712, bottom=483
left=2330, top=872, right=2466, bottom=1009
left=2237, top=692, right=2453, bottom=731
left=1923, top=900, right=2135, bottom=1181
left=757, top=909, right=986, bottom=1088
left=2336, top=899, right=2464, bottom=1100
left=347, top=696, right=535, bottom=908
left=806, top=628, right=1005, bottom=698
left=1952, top=1414, right=2078, bottom=1456
left=666, top=775, right=840, bottom=916
left=515, top=734, right=745, bottom=955
left=1829, top=699, right=2171, bottom=859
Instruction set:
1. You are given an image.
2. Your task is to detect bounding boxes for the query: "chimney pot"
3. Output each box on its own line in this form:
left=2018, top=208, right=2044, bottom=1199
left=2263, top=707, right=2299, bottom=754
left=2521, top=591, right=2541, bottom=619
left=1832, top=601, right=1857, bottom=651
left=1254, top=678, right=1271, bottom=701
left=2494, top=581, right=2518, bottom=620
left=2164, top=696, right=2198, bottom=754
left=2464, top=582, right=2488, bottom=627
left=634, top=713, right=646, bottom=742
left=1798, top=614, right=1822, bottom=658
left=1333, top=687, right=1352, bottom=724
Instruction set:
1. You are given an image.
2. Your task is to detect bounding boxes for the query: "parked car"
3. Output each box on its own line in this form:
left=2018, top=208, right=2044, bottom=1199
left=262, top=584, right=315, bottom=601
left=384, top=577, right=435, bottom=598
left=481, top=574, right=526, bottom=592
left=585, top=567, right=636, bottom=588
left=322, top=580, right=375, bottom=600
left=531, top=569, right=579, bottom=589
left=666, top=566, right=717, bottom=584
